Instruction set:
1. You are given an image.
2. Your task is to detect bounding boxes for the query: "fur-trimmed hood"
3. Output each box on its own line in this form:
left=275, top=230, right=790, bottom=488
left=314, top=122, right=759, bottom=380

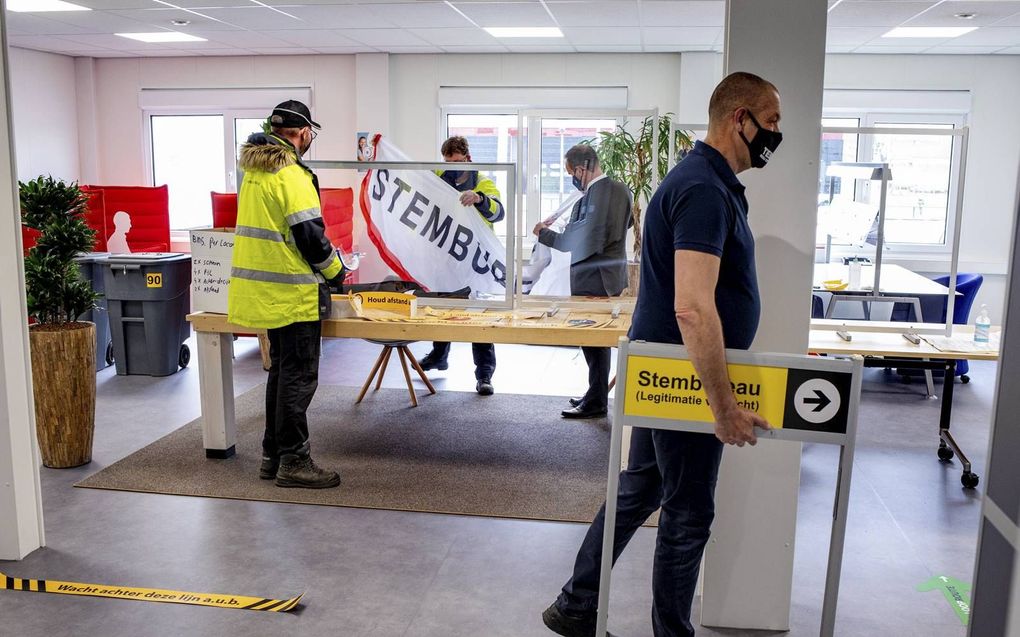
left=239, top=133, right=298, bottom=173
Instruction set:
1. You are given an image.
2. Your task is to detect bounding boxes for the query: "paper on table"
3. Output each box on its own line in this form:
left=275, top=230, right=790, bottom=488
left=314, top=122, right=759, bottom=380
left=921, top=334, right=1000, bottom=354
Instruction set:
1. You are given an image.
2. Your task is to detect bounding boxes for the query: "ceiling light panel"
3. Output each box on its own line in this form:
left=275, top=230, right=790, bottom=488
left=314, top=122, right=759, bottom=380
left=116, top=31, right=207, bottom=42
left=485, top=27, right=564, bottom=38
left=7, top=0, right=90, bottom=12
left=882, top=26, right=978, bottom=38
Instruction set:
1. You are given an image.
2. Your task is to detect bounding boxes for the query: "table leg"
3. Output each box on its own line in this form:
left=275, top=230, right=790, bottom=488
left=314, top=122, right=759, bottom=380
left=375, top=347, right=393, bottom=392
left=404, top=346, right=437, bottom=395
left=197, top=331, right=236, bottom=459
left=357, top=347, right=389, bottom=404
left=937, top=360, right=978, bottom=487
left=396, top=347, right=419, bottom=407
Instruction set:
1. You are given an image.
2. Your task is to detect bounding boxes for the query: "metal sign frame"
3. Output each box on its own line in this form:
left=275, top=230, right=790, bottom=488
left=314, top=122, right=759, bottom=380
left=595, top=338, right=864, bottom=637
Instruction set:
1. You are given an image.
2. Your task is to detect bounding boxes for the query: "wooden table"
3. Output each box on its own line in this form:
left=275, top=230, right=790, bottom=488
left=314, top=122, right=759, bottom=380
left=187, top=309, right=632, bottom=458
left=809, top=326, right=999, bottom=488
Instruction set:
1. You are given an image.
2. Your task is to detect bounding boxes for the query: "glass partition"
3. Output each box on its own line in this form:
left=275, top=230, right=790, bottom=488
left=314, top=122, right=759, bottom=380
left=307, top=159, right=517, bottom=310
left=810, top=125, right=970, bottom=336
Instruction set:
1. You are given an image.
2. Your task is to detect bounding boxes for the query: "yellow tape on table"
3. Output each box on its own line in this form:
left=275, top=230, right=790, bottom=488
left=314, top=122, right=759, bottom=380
left=0, top=570, right=303, bottom=612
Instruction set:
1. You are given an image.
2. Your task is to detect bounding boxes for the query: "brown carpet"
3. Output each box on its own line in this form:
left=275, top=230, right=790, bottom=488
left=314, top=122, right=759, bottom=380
left=76, top=385, right=615, bottom=523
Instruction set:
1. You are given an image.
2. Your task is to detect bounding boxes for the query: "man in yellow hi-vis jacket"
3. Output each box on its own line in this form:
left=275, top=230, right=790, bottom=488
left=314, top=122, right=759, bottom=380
left=419, top=136, right=504, bottom=395
left=228, top=100, right=345, bottom=489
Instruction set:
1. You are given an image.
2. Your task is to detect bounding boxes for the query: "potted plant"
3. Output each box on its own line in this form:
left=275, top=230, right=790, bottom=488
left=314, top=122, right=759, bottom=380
left=590, top=114, right=695, bottom=294
left=20, top=176, right=100, bottom=468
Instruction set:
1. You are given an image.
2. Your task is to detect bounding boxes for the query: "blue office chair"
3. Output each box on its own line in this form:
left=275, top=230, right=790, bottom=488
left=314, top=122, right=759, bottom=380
left=891, top=273, right=984, bottom=381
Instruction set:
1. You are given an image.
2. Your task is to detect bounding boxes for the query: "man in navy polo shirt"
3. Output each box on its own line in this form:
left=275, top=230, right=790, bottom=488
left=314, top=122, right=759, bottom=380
left=543, top=72, right=783, bottom=637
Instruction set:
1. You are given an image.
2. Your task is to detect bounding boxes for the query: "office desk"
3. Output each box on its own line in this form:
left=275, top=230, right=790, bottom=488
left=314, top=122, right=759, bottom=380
left=809, top=326, right=999, bottom=488
left=187, top=309, right=631, bottom=458
left=813, top=263, right=952, bottom=296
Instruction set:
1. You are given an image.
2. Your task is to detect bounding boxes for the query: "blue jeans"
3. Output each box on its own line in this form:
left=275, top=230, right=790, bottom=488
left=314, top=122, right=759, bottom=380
left=556, top=428, right=724, bottom=637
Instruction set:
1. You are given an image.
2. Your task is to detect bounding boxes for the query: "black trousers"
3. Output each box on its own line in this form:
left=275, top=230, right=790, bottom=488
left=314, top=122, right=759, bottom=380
left=429, top=341, right=496, bottom=381
left=264, top=320, right=321, bottom=459
left=556, top=428, right=724, bottom=637
left=580, top=346, right=611, bottom=410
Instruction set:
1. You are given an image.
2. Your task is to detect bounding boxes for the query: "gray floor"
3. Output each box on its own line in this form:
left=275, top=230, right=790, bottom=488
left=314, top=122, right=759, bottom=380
left=0, top=337, right=995, bottom=636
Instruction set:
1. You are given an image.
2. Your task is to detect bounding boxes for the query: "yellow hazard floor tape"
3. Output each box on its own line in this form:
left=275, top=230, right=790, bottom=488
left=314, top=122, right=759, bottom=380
left=0, top=570, right=303, bottom=612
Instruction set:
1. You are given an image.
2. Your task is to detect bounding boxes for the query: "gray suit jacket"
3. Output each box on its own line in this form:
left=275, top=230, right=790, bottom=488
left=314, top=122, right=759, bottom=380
left=537, top=177, right=633, bottom=296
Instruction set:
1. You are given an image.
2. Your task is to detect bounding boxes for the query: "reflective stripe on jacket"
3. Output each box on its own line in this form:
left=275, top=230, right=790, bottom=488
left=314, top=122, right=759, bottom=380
left=227, top=133, right=343, bottom=329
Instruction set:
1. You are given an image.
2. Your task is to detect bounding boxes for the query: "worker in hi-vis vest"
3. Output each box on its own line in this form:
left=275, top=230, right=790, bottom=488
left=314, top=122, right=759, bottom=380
left=418, top=135, right=505, bottom=396
left=228, top=100, right=345, bottom=490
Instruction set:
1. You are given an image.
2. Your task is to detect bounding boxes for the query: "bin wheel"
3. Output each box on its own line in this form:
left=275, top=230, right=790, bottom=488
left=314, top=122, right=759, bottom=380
left=961, top=375, right=970, bottom=384
left=179, top=344, right=191, bottom=369
left=105, top=342, right=115, bottom=366
left=962, top=472, right=980, bottom=489
left=938, top=445, right=955, bottom=462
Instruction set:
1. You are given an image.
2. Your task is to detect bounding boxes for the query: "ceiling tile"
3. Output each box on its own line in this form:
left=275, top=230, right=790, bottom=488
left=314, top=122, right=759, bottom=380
left=504, top=44, right=576, bottom=52
left=334, top=28, right=431, bottom=46
left=124, top=48, right=194, bottom=57
left=996, top=12, right=1020, bottom=26
left=642, top=26, right=721, bottom=46
left=78, top=0, right=252, bottom=7
left=450, top=1, right=555, bottom=28
left=312, top=46, right=380, bottom=54
left=9, top=34, right=110, bottom=53
left=383, top=45, right=445, bottom=53
left=260, top=29, right=361, bottom=47
left=645, top=44, right=708, bottom=52
left=993, top=46, right=1020, bottom=53
left=827, top=2, right=936, bottom=28
left=193, top=7, right=306, bottom=30
left=26, top=9, right=156, bottom=35
left=924, top=45, right=1008, bottom=53
left=561, top=26, right=641, bottom=46
left=575, top=44, right=643, bottom=52
left=408, top=26, right=501, bottom=45
left=827, top=26, right=892, bottom=46
left=245, top=47, right=317, bottom=55
left=192, top=29, right=293, bottom=48
left=6, top=12, right=89, bottom=36
left=274, top=4, right=400, bottom=29
left=195, top=48, right=258, bottom=56
left=902, top=1, right=1020, bottom=27
left=439, top=44, right=510, bottom=52
left=825, top=45, right=858, bottom=53
left=545, top=2, right=639, bottom=28
left=366, top=2, right=473, bottom=28
left=640, top=0, right=724, bottom=27
left=107, top=8, right=241, bottom=32
left=950, top=26, right=1020, bottom=45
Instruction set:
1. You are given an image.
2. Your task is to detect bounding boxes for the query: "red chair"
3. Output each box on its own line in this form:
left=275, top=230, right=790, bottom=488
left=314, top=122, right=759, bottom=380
left=85, top=184, right=170, bottom=253
left=211, top=192, right=238, bottom=228
left=321, top=187, right=357, bottom=284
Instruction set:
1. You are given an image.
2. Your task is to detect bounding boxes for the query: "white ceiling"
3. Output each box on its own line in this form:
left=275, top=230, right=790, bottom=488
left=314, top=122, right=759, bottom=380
left=5, top=0, right=1020, bottom=58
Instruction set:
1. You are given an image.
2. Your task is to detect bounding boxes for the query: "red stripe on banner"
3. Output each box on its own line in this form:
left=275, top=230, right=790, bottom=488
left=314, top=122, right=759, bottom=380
left=358, top=165, right=428, bottom=291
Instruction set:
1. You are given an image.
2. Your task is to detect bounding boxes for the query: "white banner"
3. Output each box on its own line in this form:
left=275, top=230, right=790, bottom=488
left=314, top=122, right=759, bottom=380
left=358, top=136, right=507, bottom=295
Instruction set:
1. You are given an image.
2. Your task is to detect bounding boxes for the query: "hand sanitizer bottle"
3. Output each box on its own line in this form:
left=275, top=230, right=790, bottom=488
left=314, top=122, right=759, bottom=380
left=974, top=304, right=991, bottom=344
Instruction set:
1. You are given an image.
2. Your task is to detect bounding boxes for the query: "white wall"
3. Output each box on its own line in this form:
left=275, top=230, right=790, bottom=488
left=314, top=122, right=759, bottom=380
left=89, top=54, right=356, bottom=188
left=389, top=53, right=683, bottom=160
left=8, top=47, right=79, bottom=184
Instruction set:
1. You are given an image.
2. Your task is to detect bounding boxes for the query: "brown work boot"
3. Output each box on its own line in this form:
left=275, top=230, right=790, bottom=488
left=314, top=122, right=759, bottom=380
left=275, top=454, right=341, bottom=489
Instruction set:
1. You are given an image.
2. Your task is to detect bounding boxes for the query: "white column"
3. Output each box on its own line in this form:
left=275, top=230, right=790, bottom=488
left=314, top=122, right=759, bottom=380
left=74, top=57, right=101, bottom=184
left=0, top=7, right=45, bottom=560
left=701, top=0, right=828, bottom=630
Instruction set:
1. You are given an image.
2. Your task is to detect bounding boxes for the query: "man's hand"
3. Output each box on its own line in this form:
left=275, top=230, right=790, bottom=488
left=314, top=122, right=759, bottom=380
left=459, top=191, right=482, bottom=206
left=533, top=221, right=550, bottom=236
left=713, top=406, right=771, bottom=447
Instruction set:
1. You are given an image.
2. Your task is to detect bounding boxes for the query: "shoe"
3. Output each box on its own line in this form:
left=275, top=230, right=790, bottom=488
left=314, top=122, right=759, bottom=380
left=569, top=397, right=583, bottom=408
left=562, top=404, right=608, bottom=419
left=275, top=454, right=342, bottom=489
left=258, top=456, right=279, bottom=480
left=476, top=379, right=494, bottom=396
left=419, top=352, right=449, bottom=371
left=542, top=603, right=615, bottom=637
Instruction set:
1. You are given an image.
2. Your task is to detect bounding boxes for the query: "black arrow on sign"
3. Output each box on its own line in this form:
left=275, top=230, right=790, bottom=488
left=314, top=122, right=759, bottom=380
left=803, top=389, right=832, bottom=413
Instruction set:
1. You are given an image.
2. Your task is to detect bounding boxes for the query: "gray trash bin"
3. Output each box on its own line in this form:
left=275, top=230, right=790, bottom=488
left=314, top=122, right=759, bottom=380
left=103, top=253, right=192, bottom=377
left=75, top=252, right=113, bottom=372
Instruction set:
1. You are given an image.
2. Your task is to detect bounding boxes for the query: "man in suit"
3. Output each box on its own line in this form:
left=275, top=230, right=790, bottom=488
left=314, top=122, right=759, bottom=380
left=533, top=144, right=632, bottom=418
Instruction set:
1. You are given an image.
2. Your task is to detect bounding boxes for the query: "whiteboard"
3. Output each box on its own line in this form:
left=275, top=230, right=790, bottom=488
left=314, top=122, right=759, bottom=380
left=190, top=229, right=234, bottom=314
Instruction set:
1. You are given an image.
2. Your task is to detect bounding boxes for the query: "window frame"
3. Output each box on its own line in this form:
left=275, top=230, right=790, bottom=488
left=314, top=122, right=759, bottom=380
left=820, top=110, right=966, bottom=257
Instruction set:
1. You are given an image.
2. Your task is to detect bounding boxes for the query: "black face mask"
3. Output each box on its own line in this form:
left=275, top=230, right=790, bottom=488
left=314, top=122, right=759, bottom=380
left=739, top=110, right=783, bottom=168
left=441, top=170, right=463, bottom=187
left=571, top=174, right=584, bottom=191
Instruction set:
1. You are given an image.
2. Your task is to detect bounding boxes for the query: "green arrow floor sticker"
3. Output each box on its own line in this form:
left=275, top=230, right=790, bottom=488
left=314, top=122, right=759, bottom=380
left=917, top=575, right=971, bottom=626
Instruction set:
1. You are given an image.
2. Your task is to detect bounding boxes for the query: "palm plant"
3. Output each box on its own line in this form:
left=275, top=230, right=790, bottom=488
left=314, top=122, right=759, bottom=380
left=589, top=114, right=695, bottom=260
left=20, top=176, right=99, bottom=325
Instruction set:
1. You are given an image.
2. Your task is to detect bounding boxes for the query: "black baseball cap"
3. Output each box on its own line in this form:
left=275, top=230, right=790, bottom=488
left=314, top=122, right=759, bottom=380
left=270, top=100, right=321, bottom=130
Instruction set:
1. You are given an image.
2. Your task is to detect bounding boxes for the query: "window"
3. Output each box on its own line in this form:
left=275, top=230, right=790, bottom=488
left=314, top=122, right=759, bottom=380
left=819, top=113, right=963, bottom=251
left=445, top=113, right=519, bottom=239
left=150, top=115, right=225, bottom=231
left=148, top=110, right=269, bottom=230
